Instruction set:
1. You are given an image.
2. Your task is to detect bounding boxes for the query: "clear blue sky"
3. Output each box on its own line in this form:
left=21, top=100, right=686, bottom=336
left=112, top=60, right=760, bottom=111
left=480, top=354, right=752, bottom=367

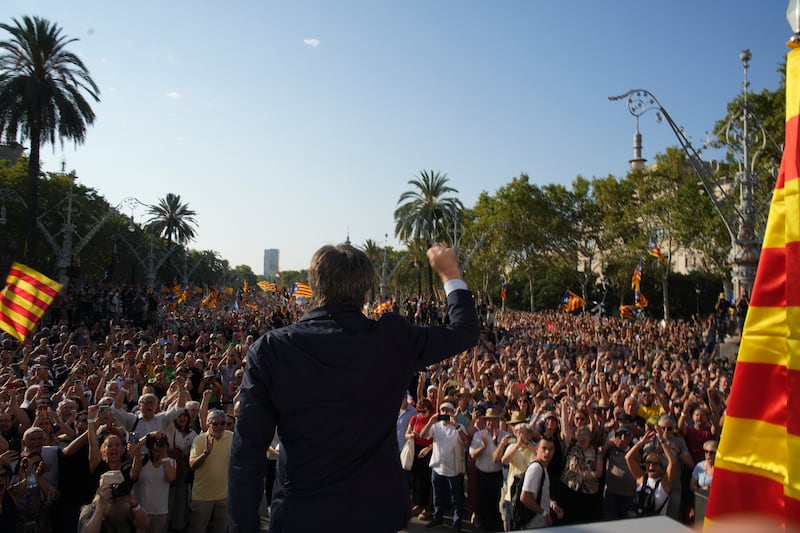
left=5, top=1, right=791, bottom=272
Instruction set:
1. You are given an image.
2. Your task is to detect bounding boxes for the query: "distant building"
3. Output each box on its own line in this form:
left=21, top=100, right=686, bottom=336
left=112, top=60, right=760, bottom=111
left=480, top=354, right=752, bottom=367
left=263, top=249, right=280, bottom=278
left=0, top=142, right=24, bottom=164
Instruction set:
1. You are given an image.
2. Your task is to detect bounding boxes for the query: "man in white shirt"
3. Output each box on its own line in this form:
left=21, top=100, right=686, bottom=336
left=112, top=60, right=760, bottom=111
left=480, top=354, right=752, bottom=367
left=112, top=391, right=187, bottom=448
left=521, top=436, right=558, bottom=529
left=420, top=402, right=469, bottom=531
left=469, top=408, right=508, bottom=531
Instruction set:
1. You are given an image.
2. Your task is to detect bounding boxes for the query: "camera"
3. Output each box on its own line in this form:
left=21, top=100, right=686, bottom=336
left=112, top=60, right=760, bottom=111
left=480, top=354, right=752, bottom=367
left=110, top=480, right=132, bottom=498
left=437, top=414, right=450, bottom=422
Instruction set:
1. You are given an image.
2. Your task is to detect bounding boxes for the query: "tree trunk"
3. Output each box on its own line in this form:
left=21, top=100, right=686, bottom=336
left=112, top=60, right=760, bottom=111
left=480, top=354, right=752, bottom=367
left=427, top=263, right=435, bottom=299
left=24, top=129, right=41, bottom=264
left=528, top=272, right=535, bottom=312
left=662, top=268, right=670, bottom=320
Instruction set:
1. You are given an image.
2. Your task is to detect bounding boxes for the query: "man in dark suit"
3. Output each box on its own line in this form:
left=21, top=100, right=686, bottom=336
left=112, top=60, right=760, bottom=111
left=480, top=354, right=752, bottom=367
left=229, top=243, right=480, bottom=533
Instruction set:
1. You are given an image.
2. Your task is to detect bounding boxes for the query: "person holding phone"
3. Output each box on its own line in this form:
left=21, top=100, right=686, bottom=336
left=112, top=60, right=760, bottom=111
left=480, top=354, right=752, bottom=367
left=419, top=402, right=470, bottom=531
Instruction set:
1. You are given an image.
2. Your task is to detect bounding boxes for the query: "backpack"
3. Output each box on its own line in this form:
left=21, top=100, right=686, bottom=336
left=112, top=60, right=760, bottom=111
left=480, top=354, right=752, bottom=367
left=628, top=478, right=669, bottom=517
left=510, top=460, right=545, bottom=530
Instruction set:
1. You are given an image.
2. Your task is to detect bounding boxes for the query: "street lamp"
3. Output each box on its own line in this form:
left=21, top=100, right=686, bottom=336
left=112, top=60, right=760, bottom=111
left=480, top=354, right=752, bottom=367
left=609, top=49, right=766, bottom=299
left=789, top=0, right=800, bottom=42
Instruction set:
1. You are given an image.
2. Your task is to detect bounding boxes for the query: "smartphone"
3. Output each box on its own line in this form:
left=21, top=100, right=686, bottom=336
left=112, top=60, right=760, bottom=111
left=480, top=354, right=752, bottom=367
left=74, top=379, right=83, bottom=390
left=437, top=414, right=450, bottom=422
left=129, top=432, right=139, bottom=444
left=99, top=405, right=109, bottom=417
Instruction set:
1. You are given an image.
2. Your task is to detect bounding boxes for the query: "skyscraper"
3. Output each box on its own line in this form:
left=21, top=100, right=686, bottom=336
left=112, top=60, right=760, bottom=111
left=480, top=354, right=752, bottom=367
left=263, top=249, right=280, bottom=279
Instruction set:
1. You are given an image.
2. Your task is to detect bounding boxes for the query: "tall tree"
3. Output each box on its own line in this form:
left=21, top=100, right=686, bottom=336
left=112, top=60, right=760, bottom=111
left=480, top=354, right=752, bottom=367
left=145, top=193, right=198, bottom=245
left=488, top=175, right=573, bottom=311
left=0, top=16, right=99, bottom=262
left=459, top=196, right=508, bottom=305
left=394, top=170, right=463, bottom=296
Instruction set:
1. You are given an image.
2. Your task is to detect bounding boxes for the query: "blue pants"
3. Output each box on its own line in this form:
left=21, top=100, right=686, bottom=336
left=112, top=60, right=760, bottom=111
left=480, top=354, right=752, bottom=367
left=431, top=471, right=464, bottom=526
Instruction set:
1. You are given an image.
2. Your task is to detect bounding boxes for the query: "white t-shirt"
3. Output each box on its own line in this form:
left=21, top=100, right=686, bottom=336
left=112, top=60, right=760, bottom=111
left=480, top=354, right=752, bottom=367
left=135, top=457, right=175, bottom=515
left=522, top=461, right=550, bottom=529
left=429, top=422, right=466, bottom=477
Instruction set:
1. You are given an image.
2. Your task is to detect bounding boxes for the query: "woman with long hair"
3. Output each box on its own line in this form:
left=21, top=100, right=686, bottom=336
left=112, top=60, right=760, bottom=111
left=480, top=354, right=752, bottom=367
left=130, top=432, right=176, bottom=533
left=405, top=398, right=434, bottom=520
left=166, top=409, right=196, bottom=531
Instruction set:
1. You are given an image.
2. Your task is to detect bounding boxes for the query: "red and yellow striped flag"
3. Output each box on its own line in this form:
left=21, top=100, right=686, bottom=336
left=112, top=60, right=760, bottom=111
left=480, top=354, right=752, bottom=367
left=0, top=262, right=62, bottom=341
left=705, top=45, right=800, bottom=528
left=257, top=281, right=277, bottom=292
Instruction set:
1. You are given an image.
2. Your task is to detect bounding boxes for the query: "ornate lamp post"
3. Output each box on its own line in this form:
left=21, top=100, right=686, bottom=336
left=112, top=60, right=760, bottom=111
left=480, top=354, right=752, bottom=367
left=609, top=50, right=766, bottom=299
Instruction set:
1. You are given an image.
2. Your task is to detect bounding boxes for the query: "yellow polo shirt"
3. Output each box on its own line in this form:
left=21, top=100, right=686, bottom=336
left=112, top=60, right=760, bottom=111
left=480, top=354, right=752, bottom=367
left=190, top=430, right=233, bottom=501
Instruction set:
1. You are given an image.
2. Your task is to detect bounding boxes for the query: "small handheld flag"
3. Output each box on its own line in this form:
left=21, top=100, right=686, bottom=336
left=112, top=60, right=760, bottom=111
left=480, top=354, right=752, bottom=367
left=631, top=259, right=642, bottom=291
left=648, top=236, right=667, bottom=266
left=559, top=290, right=585, bottom=313
left=291, top=282, right=313, bottom=298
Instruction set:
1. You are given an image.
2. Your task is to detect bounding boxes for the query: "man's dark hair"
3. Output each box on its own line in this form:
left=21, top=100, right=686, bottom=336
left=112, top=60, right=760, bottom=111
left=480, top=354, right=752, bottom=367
left=308, top=244, right=376, bottom=308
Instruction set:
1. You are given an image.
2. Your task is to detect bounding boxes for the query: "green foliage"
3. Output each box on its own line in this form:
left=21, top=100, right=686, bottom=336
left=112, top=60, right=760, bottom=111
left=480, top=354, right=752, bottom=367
left=0, top=16, right=100, bottom=260
left=394, top=170, right=463, bottom=296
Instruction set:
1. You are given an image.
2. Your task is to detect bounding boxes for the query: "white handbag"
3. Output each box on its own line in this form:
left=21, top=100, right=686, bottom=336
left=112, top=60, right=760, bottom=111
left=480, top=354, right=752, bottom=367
left=400, top=438, right=415, bottom=471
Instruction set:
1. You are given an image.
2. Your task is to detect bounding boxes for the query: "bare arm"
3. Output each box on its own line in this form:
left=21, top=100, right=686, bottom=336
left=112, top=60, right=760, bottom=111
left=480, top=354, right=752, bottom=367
left=87, top=406, right=101, bottom=473
left=625, top=432, right=652, bottom=480
left=199, top=390, right=211, bottom=432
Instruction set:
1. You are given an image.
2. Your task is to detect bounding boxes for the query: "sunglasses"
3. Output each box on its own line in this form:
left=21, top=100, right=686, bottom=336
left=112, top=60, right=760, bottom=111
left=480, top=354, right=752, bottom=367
left=645, top=460, right=663, bottom=467
left=617, top=431, right=631, bottom=437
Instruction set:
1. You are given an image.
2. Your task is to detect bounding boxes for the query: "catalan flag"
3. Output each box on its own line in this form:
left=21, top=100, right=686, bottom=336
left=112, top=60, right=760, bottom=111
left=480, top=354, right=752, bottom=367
left=0, top=263, right=62, bottom=342
left=201, top=287, right=218, bottom=309
left=648, top=236, right=667, bottom=266
left=634, top=289, right=648, bottom=308
left=619, top=305, right=636, bottom=320
left=559, top=290, right=585, bottom=313
left=705, top=43, right=800, bottom=527
left=631, top=259, right=642, bottom=291
left=501, top=280, right=507, bottom=301
left=257, top=281, right=277, bottom=292
left=291, top=282, right=313, bottom=298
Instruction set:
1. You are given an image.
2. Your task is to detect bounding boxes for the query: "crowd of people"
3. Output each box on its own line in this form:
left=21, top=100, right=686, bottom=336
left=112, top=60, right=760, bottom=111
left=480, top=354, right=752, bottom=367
left=0, top=281, right=730, bottom=531
left=400, top=308, right=729, bottom=530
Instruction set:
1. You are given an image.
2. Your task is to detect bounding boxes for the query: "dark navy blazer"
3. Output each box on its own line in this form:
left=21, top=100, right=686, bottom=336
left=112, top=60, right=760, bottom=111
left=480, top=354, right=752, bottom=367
left=229, top=289, right=479, bottom=532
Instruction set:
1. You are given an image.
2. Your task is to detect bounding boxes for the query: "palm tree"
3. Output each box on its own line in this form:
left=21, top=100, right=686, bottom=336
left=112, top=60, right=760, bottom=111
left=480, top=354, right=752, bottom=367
left=362, top=238, right=382, bottom=303
left=0, top=16, right=100, bottom=260
left=394, top=170, right=463, bottom=296
left=145, top=193, right=199, bottom=245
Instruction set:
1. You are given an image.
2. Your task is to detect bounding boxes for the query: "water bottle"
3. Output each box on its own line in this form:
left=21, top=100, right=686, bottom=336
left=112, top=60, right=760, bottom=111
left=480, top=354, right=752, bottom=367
left=26, top=471, right=37, bottom=489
